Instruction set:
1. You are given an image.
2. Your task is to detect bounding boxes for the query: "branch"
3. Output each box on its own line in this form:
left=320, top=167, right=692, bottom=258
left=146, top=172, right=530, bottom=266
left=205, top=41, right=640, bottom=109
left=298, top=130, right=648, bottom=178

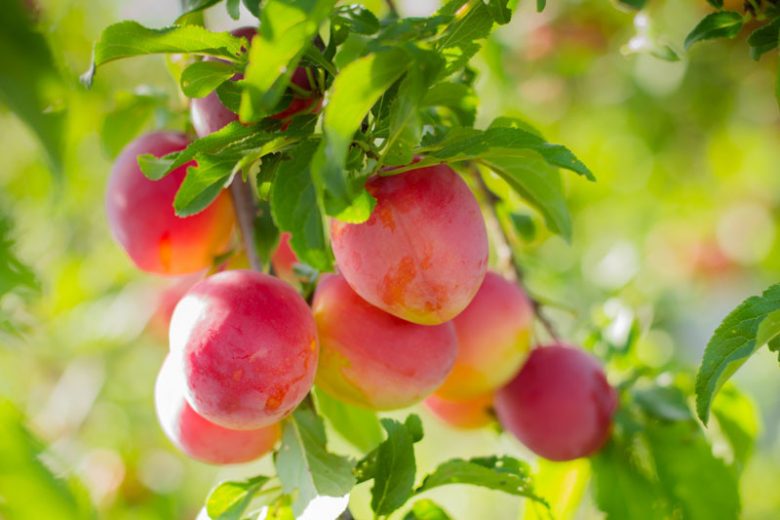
left=229, top=175, right=263, bottom=272
left=384, top=0, right=399, bottom=16
left=471, top=166, right=561, bottom=342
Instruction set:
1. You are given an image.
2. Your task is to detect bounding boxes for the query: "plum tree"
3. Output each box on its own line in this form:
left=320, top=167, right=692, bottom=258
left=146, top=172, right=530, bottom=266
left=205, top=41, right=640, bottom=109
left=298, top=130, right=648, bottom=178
left=169, top=269, right=318, bottom=429
left=424, top=393, right=494, bottom=430
left=155, top=355, right=280, bottom=465
left=331, top=163, right=488, bottom=325
left=494, top=344, right=618, bottom=461
left=190, top=27, right=320, bottom=137
left=435, top=272, right=534, bottom=400
left=105, top=132, right=234, bottom=275
left=312, top=273, right=457, bottom=410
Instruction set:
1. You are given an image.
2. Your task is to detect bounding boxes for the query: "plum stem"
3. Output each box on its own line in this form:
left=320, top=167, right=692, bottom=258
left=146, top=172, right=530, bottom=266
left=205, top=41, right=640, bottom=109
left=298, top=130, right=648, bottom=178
left=471, top=165, right=561, bottom=342
left=229, top=175, right=263, bottom=272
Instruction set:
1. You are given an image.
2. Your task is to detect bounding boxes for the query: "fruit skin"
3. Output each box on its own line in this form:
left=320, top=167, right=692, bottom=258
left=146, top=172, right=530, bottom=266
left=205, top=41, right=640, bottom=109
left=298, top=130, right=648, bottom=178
left=105, top=132, right=234, bottom=275
left=169, top=270, right=318, bottom=429
left=147, top=273, right=203, bottom=341
left=494, top=344, right=618, bottom=461
left=271, top=232, right=299, bottom=286
left=435, top=272, right=534, bottom=400
left=190, top=28, right=320, bottom=137
left=331, top=163, right=488, bottom=325
left=425, top=393, right=494, bottom=430
left=155, top=355, right=280, bottom=465
left=312, top=273, right=457, bottom=410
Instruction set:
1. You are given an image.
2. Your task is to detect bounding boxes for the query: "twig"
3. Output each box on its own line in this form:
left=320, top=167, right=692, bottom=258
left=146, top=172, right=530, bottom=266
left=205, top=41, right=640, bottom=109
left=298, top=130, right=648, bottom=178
left=229, top=175, right=262, bottom=272
left=471, top=166, right=560, bottom=341
left=384, top=0, right=399, bottom=16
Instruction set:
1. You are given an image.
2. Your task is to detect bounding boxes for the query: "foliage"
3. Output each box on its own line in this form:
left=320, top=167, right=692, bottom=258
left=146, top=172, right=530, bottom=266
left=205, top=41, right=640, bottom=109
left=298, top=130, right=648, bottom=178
left=1, top=0, right=779, bottom=519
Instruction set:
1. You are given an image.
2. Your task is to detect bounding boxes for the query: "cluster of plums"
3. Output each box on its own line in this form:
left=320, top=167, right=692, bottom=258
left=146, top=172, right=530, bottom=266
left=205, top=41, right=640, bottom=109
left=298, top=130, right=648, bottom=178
left=104, top=27, right=617, bottom=466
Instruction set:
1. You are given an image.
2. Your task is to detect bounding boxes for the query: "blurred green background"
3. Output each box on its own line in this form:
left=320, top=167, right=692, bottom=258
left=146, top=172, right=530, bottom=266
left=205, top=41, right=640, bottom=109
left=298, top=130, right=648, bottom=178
left=0, top=0, right=778, bottom=518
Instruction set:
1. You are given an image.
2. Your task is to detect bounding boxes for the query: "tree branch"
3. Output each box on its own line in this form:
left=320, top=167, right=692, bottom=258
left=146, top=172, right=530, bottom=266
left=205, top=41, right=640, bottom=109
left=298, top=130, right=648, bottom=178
left=229, top=175, right=263, bottom=272
left=471, top=166, right=561, bottom=342
left=384, top=0, right=399, bottom=16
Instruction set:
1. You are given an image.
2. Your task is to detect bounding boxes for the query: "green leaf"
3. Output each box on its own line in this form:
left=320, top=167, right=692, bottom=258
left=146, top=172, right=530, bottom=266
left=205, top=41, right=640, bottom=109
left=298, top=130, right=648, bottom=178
left=83, top=21, right=245, bottom=86
left=270, top=140, right=333, bottom=271
left=243, top=0, right=261, bottom=17
left=711, top=385, right=759, bottom=473
left=776, top=60, right=780, bottom=110
left=205, top=476, right=271, bottom=520
left=226, top=0, right=241, bottom=20
left=275, top=402, right=355, bottom=516
left=312, top=48, right=409, bottom=220
left=695, top=283, right=780, bottom=423
left=506, top=211, right=536, bottom=242
left=138, top=122, right=266, bottom=180
left=180, top=60, right=236, bottom=98
left=0, top=210, right=39, bottom=334
left=354, top=415, right=423, bottom=485
left=100, top=91, right=164, bottom=158
left=370, top=418, right=418, bottom=516
left=254, top=199, right=281, bottom=266
left=0, top=0, right=65, bottom=176
left=485, top=0, right=512, bottom=24
left=314, top=388, right=384, bottom=452
left=632, top=385, right=693, bottom=422
left=0, top=401, right=91, bottom=519
left=181, top=0, right=224, bottom=16
left=684, top=12, right=744, bottom=50
left=382, top=51, right=445, bottom=166
left=427, top=125, right=594, bottom=180
left=591, top=440, right=662, bottom=520
left=646, top=421, right=740, bottom=519
left=436, top=1, right=497, bottom=50
left=483, top=153, right=571, bottom=240
left=747, top=19, right=780, bottom=60
left=536, top=0, right=546, bottom=12
left=422, top=82, right=478, bottom=127
left=174, top=154, right=235, bottom=217
left=403, top=499, right=452, bottom=520
left=416, top=456, right=547, bottom=507
left=707, top=0, right=724, bottom=8
left=239, top=0, right=335, bottom=122
left=411, top=124, right=592, bottom=239
left=331, top=4, right=380, bottom=43
left=650, top=43, right=681, bottom=62
left=617, top=0, right=647, bottom=9
left=522, top=459, right=590, bottom=520
left=265, top=494, right=296, bottom=519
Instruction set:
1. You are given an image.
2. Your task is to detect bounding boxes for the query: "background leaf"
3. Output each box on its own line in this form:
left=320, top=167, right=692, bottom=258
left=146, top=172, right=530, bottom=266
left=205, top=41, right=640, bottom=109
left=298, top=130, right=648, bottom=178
left=646, top=421, right=740, bottom=519
left=100, top=91, right=166, bottom=158
left=0, top=401, right=91, bottom=519
left=0, top=0, right=65, bottom=176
